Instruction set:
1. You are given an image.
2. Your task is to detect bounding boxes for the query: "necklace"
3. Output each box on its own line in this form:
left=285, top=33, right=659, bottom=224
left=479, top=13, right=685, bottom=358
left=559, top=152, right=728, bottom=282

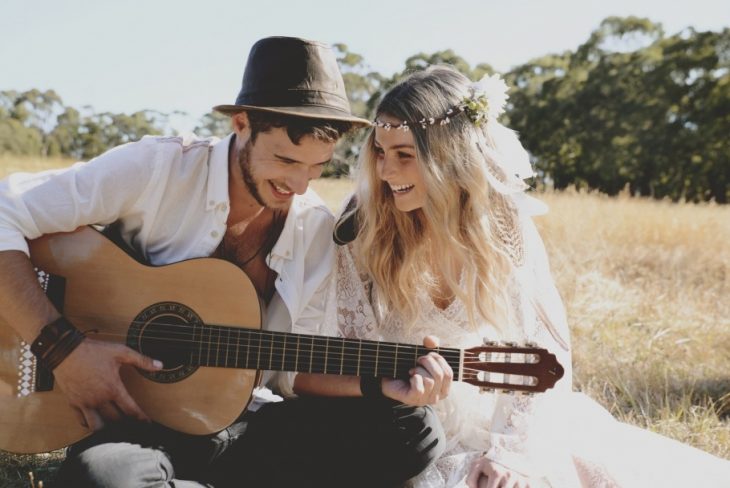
left=215, top=210, right=285, bottom=267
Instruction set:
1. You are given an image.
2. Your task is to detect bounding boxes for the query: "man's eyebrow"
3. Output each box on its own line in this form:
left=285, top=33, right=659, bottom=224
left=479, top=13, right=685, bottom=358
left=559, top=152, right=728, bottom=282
left=273, top=153, right=331, bottom=165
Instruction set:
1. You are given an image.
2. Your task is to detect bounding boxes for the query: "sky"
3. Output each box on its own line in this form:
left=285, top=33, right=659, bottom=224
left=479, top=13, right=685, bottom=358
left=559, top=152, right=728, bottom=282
left=2, top=0, right=728, bottom=132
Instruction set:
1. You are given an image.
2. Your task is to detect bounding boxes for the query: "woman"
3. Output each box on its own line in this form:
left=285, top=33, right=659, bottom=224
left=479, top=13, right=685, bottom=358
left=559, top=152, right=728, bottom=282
left=328, top=65, right=730, bottom=487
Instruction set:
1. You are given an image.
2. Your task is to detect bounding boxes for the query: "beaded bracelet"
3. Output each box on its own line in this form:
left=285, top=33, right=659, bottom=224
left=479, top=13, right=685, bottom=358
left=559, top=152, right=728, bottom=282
left=360, top=375, right=384, bottom=398
left=30, top=316, right=86, bottom=371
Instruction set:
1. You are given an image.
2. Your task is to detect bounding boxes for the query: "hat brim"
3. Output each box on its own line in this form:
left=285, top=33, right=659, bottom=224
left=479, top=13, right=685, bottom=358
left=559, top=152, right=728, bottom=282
left=212, top=104, right=371, bottom=128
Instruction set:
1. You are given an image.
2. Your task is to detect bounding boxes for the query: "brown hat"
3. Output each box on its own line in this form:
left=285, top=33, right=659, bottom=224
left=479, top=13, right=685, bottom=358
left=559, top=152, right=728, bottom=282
left=213, top=37, right=370, bottom=128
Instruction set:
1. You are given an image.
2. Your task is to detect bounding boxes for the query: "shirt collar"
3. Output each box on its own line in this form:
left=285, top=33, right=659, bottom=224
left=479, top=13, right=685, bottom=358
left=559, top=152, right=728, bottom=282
left=269, top=189, right=328, bottom=265
left=206, top=133, right=233, bottom=211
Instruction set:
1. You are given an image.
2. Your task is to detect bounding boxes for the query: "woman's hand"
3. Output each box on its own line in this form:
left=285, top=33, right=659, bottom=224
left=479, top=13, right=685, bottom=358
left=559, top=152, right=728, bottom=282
left=466, top=456, right=534, bottom=488
left=381, top=335, right=453, bottom=406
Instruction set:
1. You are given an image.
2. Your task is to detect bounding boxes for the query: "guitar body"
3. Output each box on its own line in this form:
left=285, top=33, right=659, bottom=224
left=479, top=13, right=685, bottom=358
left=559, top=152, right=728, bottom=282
left=0, top=227, right=261, bottom=454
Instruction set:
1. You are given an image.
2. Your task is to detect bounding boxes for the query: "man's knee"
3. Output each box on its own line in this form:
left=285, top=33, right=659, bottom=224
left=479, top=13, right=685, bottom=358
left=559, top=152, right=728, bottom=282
left=56, top=442, right=172, bottom=488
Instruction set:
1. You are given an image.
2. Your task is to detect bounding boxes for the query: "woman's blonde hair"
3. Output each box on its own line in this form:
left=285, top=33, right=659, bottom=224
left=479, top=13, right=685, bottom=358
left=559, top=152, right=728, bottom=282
left=354, top=65, right=526, bottom=330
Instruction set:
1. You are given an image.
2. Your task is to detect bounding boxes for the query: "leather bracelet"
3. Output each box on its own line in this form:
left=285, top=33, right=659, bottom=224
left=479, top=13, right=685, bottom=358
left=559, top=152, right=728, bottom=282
left=360, top=375, right=384, bottom=398
left=30, top=316, right=86, bottom=371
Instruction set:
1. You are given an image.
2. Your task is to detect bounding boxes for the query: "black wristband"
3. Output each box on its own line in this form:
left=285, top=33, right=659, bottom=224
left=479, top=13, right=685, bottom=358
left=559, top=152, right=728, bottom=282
left=360, top=375, right=384, bottom=398
left=30, top=316, right=86, bottom=370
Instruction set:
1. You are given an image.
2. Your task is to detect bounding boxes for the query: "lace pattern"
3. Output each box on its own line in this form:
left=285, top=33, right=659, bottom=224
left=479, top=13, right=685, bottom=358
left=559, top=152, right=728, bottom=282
left=326, top=199, right=730, bottom=487
left=328, top=211, right=571, bottom=485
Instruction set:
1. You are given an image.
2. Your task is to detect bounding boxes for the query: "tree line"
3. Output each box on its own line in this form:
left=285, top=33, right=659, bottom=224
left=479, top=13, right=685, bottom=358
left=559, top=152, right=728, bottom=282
left=2, top=17, right=728, bottom=202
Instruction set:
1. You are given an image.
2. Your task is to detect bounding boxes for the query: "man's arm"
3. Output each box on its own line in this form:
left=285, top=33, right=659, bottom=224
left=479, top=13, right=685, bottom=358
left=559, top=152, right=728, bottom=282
left=0, top=250, right=163, bottom=429
left=0, top=143, right=164, bottom=429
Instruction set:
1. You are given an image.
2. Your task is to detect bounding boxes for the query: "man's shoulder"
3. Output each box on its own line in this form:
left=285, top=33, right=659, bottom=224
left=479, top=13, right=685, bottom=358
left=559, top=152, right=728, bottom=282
left=136, top=133, right=221, bottom=154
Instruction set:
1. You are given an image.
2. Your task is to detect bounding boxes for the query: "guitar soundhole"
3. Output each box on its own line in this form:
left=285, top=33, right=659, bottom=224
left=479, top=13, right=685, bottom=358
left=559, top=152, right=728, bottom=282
left=128, top=302, right=201, bottom=383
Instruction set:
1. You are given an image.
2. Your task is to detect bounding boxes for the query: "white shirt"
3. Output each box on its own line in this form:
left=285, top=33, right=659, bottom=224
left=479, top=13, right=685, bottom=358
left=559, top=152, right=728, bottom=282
left=0, top=133, right=336, bottom=401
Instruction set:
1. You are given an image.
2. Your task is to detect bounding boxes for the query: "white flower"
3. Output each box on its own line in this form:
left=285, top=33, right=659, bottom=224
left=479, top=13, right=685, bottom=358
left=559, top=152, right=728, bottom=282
left=470, top=74, right=509, bottom=119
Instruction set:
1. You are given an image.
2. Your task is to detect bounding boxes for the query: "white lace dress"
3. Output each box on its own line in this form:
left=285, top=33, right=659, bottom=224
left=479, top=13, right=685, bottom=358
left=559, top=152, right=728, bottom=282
left=326, top=207, right=730, bottom=488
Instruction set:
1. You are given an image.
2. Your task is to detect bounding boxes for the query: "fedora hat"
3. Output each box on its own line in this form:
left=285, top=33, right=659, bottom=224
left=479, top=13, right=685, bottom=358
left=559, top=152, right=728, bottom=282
left=214, top=37, right=370, bottom=127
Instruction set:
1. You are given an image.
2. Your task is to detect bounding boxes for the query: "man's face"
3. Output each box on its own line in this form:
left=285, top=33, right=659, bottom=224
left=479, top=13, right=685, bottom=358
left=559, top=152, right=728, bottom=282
left=236, top=126, right=335, bottom=211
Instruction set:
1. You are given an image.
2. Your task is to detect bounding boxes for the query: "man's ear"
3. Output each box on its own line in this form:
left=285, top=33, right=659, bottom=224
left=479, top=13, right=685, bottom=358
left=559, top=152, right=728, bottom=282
left=231, top=111, right=252, bottom=140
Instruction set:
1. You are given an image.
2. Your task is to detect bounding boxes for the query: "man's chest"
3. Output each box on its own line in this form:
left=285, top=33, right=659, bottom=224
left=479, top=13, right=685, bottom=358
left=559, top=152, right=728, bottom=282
left=212, top=219, right=281, bottom=302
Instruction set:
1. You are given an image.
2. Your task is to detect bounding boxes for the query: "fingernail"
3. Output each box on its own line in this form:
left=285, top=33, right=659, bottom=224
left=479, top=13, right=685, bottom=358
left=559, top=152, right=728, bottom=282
left=153, top=360, right=163, bottom=369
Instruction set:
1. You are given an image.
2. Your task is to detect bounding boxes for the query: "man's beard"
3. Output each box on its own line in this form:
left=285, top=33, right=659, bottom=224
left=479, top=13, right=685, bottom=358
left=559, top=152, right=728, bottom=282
left=238, top=140, right=267, bottom=207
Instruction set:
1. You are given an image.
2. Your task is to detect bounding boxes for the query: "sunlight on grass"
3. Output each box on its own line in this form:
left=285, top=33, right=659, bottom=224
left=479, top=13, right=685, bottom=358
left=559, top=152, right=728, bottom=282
left=1, top=159, right=728, bottom=486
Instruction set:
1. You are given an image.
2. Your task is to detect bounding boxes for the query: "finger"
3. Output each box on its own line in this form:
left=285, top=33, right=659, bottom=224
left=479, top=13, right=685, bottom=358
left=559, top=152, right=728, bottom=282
left=119, top=347, right=163, bottom=371
left=81, top=408, right=105, bottom=431
left=97, top=402, right=124, bottom=423
left=418, top=354, right=444, bottom=381
left=478, top=477, right=491, bottom=488
left=466, top=460, right=484, bottom=488
left=422, top=335, right=440, bottom=349
left=432, top=353, right=454, bottom=397
left=486, top=473, right=503, bottom=488
left=71, top=406, right=88, bottom=429
left=114, top=385, right=150, bottom=422
left=409, top=371, right=426, bottom=399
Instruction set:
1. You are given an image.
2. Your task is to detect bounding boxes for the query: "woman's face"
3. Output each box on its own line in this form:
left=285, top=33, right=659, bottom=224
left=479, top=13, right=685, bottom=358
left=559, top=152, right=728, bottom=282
left=373, top=114, right=427, bottom=212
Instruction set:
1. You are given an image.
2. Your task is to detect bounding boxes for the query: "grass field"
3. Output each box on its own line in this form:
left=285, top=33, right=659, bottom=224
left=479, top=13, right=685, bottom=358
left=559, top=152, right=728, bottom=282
left=1, top=156, right=729, bottom=486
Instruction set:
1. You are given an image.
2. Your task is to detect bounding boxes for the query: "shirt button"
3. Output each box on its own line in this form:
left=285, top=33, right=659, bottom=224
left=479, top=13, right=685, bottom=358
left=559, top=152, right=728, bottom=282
left=211, top=230, right=219, bottom=238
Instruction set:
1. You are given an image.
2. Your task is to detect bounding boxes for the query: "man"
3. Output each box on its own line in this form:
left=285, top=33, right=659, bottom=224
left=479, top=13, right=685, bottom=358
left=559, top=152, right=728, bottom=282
left=0, top=37, right=449, bottom=487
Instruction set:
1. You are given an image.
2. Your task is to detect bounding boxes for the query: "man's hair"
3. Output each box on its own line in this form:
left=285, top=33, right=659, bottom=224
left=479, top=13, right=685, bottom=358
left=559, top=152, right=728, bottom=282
left=246, top=110, right=353, bottom=144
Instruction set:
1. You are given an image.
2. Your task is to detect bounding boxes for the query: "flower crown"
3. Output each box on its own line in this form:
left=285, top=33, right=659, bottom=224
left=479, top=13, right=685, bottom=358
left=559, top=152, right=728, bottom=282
left=374, top=73, right=509, bottom=131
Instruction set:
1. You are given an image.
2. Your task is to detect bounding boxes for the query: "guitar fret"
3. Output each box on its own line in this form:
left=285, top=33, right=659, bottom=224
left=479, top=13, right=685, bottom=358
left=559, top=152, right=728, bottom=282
left=281, top=333, right=287, bottom=371
left=295, top=335, right=300, bottom=373
left=339, top=337, right=344, bottom=375
left=224, top=327, right=231, bottom=368
left=374, top=342, right=380, bottom=375
left=393, top=343, right=398, bottom=377
left=205, top=326, right=212, bottom=367
left=235, top=328, right=241, bottom=368
left=324, top=337, right=329, bottom=374
left=309, top=335, right=314, bottom=373
left=244, top=329, right=251, bottom=369
left=341, top=338, right=360, bottom=376
left=215, top=326, right=222, bottom=366
left=357, top=339, right=362, bottom=376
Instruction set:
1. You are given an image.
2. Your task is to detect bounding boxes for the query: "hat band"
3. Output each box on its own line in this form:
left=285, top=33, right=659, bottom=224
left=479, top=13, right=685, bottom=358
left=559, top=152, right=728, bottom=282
left=235, top=89, right=351, bottom=114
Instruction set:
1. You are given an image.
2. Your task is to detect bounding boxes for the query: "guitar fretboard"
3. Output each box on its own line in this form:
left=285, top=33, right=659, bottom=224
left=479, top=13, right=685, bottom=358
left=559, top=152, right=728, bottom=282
left=168, top=324, right=463, bottom=379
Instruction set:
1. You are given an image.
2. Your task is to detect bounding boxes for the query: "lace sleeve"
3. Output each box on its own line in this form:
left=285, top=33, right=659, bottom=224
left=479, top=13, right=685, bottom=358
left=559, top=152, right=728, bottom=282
left=323, top=242, right=379, bottom=340
left=483, top=214, right=574, bottom=479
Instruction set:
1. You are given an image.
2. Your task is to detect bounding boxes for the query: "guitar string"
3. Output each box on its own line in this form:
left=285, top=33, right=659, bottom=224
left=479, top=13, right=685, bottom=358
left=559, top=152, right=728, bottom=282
left=70, top=331, right=538, bottom=385
left=56, top=315, right=538, bottom=375
left=73, top=328, right=532, bottom=368
left=61, top=311, right=537, bottom=359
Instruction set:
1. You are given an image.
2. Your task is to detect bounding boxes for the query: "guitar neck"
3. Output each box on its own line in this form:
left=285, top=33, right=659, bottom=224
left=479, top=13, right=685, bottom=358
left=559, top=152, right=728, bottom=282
left=179, top=325, right=463, bottom=379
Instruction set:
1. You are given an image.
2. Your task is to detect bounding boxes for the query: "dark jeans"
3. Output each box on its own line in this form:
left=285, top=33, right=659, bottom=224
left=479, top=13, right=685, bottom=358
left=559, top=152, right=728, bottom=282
left=54, top=397, right=445, bottom=488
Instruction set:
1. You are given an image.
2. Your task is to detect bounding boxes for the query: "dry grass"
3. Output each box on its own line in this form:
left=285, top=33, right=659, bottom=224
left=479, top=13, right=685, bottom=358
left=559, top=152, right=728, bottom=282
left=1, top=159, right=728, bottom=486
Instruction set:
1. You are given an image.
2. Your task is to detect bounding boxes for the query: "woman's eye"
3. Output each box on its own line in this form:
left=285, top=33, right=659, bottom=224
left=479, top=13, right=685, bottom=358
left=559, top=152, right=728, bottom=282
left=398, top=152, right=413, bottom=159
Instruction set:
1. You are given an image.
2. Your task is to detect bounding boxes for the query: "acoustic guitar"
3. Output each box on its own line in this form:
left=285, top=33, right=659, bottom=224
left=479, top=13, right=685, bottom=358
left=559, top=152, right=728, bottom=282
left=0, top=227, right=564, bottom=454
